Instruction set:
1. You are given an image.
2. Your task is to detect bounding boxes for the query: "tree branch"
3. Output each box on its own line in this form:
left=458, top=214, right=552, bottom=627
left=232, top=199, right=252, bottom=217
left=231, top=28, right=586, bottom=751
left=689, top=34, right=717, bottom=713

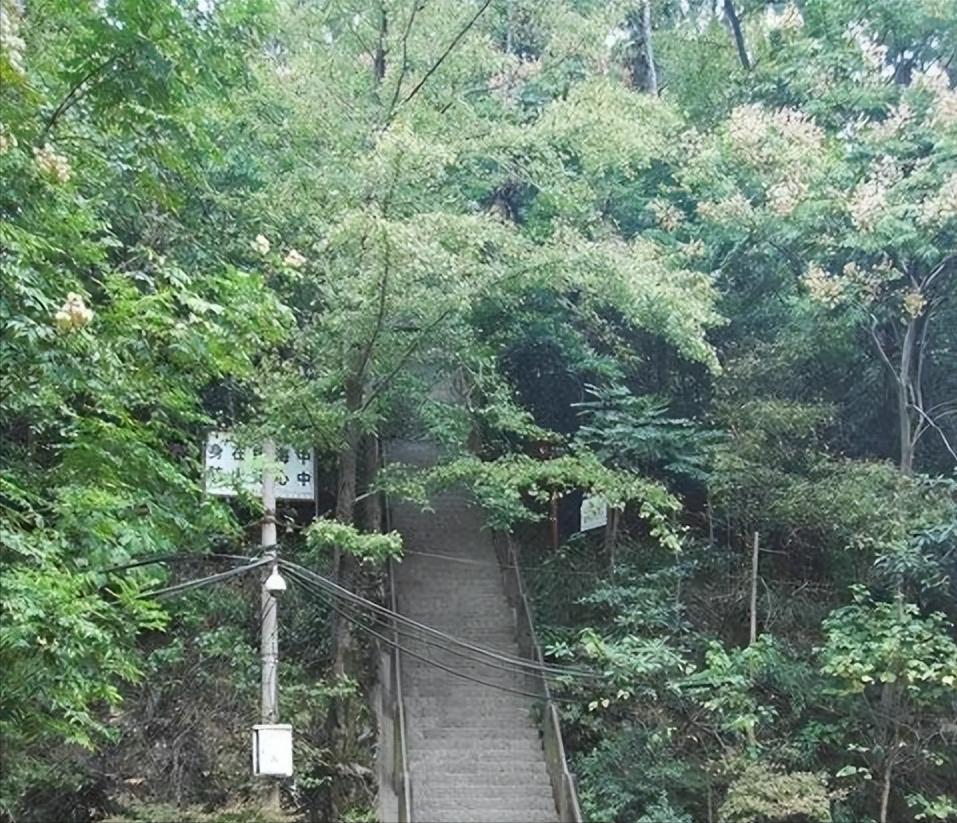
left=910, top=405, right=957, bottom=464
left=723, top=0, right=751, bottom=70
left=40, top=47, right=134, bottom=140
left=385, top=0, right=424, bottom=120
left=400, top=0, right=493, bottom=108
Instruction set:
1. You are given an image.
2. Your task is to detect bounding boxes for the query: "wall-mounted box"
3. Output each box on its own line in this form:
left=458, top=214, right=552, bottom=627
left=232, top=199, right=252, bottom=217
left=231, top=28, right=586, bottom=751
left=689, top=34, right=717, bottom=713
left=252, top=724, right=293, bottom=777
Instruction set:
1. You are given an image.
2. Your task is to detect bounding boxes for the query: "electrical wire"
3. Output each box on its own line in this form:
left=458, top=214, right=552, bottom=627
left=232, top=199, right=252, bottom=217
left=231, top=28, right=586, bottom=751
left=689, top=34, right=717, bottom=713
left=280, top=564, right=585, bottom=685
left=283, top=566, right=582, bottom=703
left=101, top=552, right=260, bottom=575
left=98, top=542, right=600, bottom=682
left=280, top=559, right=602, bottom=681
left=281, top=559, right=595, bottom=679
left=142, top=557, right=272, bottom=600
left=284, top=558, right=602, bottom=680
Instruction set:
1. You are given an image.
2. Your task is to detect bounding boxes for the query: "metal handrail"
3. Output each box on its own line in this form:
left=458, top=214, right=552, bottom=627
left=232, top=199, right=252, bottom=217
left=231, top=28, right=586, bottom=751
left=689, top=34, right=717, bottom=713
left=493, top=532, right=584, bottom=823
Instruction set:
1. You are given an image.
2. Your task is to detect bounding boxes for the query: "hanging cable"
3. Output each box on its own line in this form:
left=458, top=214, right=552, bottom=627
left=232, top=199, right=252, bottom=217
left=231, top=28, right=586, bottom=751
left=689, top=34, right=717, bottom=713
left=280, top=559, right=602, bottom=681
left=282, top=558, right=601, bottom=680
left=281, top=565, right=586, bottom=685
left=100, top=551, right=260, bottom=575
left=142, top=557, right=272, bottom=600
left=283, top=566, right=582, bottom=703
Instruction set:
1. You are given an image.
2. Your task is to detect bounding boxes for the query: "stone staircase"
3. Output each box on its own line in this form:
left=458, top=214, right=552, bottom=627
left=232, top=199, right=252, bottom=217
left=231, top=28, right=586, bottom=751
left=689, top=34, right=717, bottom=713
left=390, top=441, right=558, bottom=823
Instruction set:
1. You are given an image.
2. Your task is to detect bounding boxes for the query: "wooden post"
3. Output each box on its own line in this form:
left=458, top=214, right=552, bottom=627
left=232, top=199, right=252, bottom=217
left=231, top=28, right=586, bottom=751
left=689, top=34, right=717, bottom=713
left=548, top=491, right=559, bottom=552
left=749, top=531, right=759, bottom=645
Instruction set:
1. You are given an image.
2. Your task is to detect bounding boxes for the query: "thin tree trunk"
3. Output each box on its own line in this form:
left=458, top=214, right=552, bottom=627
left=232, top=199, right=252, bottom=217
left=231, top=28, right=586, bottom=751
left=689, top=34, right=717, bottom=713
left=548, top=491, right=559, bottom=551
left=362, top=433, right=382, bottom=533
left=749, top=531, right=759, bottom=645
left=331, top=377, right=363, bottom=677
left=898, top=320, right=917, bottom=476
left=332, top=423, right=359, bottom=679
left=605, top=507, right=621, bottom=571
left=723, top=0, right=751, bottom=70
left=505, top=0, right=513, bottom=56
left=879, top=749, right=894, bottom=823
left=641, top=0, right=658, bottom=94
left=327, top=382, right=363, bottom=818
left=625, top=3, right=658, bottom=93
left=373, top=5, right=388, bottom=83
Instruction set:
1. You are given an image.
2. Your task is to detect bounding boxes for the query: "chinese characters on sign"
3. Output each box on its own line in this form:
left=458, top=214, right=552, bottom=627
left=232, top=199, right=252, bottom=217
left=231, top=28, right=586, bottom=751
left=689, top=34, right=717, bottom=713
left=204, top=432, right=315, bottom=501
left=580, top=495, right=608, bottom=531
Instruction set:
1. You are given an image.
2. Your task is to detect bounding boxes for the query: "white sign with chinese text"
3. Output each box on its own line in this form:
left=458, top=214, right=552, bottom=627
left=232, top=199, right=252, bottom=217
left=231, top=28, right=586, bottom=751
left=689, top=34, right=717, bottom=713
left=204, top=432, right=315, bottom=501
left=580, top=495, right=608, bottom=531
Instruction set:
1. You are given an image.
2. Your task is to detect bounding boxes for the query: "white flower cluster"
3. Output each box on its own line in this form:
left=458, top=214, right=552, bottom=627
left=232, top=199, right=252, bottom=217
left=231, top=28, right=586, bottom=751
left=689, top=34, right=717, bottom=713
left=840, top=259, right=899, bottom=304
left=848, top=180, right=886, bottom=231
left=1, top=0, right=25, bottom=76
left=727, top=104, right=770, bottom=164
left=845, top=22, right=889, bottom=76
left=914, top=66, right=957, bottom=128
left=54, top=292, right=94, bottom=331
left=727, top=104, right=823, bottom=167
left=696, top=193, right=754, bottom=224
left=765, top=4, right=804, bottom=33
left=767, top=175, right=808, bottom=216
left=868, top=102, right=913, bottom=140
left=488, top=57, right=542, bottom=100
left=284, top=248, right=306, bottom=268
left=803, top=264, right=844, bottom=308
left=901, top=290, right=926, bottom=320
left=0, top=124, right=16, bottom=154
left=251, top=234, right=308, bottom=268
left=848, top=156, right=900, bottom=232
left=919, top=172, right=957, bottom=226
left=649, top=199, right=684, bottom=231
left=33, top=144, right=71, bottom=183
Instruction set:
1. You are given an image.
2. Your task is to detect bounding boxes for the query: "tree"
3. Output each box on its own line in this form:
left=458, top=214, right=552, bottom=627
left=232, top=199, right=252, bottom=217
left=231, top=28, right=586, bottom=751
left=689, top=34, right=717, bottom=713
left=819, top=588, right=957, bottom=823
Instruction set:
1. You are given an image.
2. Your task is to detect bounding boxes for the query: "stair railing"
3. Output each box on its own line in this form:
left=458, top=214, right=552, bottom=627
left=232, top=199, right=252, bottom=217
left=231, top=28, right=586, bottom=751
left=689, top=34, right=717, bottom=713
left=493, top=532, right=584, bottom=823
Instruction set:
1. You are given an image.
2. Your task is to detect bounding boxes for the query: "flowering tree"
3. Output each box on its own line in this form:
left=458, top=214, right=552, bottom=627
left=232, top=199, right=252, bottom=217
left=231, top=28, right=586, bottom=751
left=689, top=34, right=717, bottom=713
left=672, top=11, right=957, bottom=475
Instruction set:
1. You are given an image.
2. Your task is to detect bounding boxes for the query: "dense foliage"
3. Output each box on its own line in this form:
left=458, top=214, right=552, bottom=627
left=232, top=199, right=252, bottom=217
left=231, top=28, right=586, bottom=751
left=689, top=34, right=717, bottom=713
left=1, top=0, right=955, bottom=822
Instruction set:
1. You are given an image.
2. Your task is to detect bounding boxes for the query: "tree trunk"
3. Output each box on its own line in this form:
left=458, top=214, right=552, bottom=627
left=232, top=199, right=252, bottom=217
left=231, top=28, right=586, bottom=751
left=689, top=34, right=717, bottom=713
left=327, top=381, right=363, bottom=818
left=331, top=415, right=359, bottom=680
left=723, top=0, right=751, bottom=70
left=898, top=320, right=917, bottom=476
left=749, top=531, right=759, bottom=645
left=879, top=749, right=894, bottom=823
left=605, top=507, right=621, bottom=571
left=361, top=433, right=382, bottom=534
left=626, top=3, right=658, bottom=93
left=640, top=1, right=658, bottom=94
left=373, top=6, right=388, bottom=83
left=330, top=377, right=363, bottom=678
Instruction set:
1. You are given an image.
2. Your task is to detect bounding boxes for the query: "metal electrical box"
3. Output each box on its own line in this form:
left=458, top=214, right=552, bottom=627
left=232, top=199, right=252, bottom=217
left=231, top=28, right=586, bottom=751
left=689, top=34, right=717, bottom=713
left=252, top=724, right=293, bottom=777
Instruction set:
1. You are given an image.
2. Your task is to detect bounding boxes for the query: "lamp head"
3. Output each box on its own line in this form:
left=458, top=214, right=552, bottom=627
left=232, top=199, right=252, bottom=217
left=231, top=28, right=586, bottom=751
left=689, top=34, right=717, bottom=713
left=265, top=566, right=287, bottom=596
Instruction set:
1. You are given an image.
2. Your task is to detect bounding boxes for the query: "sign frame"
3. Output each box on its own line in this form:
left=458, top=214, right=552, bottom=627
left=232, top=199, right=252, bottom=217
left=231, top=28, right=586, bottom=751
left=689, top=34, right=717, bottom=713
left=580, top=494, right=608, bottom=532
left=204, top=431, right=315, bottom=502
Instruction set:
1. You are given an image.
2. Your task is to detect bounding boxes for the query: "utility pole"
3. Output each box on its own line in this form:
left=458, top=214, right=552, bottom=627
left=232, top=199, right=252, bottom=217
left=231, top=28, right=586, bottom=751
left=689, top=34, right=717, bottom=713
left=260, top=439, right=281, bottom=812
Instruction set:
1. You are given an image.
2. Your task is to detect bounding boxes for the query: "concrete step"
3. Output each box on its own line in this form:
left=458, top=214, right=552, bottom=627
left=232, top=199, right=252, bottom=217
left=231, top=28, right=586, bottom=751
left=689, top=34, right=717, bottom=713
left=414, top=808, right=556, bottom=823
left=413, top=759, right=550, bottom=776
left=391, top=443, right=558, bottom=822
